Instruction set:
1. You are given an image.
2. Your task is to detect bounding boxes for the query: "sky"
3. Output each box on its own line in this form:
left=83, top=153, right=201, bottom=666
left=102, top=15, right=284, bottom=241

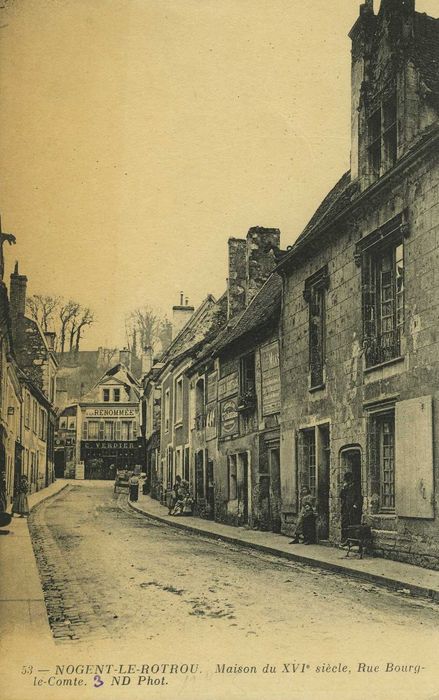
left=0, top=0, right=437, bottom=349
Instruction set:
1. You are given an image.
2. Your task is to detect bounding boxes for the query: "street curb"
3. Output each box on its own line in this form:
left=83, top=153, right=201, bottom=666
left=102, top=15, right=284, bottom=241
left=128, top=500, right=439, bottom=603
left=29, top=482, right=70, bottom=513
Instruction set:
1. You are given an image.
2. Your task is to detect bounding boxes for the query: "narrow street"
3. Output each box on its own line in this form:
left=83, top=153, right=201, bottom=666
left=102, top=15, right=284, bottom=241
left=28, top=483, right=439, bottom=661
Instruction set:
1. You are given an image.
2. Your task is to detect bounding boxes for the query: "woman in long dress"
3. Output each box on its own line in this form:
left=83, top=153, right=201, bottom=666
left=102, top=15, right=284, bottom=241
left=12, top=475, right=30, bottom=517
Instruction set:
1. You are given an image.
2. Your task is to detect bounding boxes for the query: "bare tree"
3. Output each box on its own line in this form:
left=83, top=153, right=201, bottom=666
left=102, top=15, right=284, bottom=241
left=74, top=307, right=94, bottom=353
left=26, top=294, right=60, bottom=332
left=126, top=306, right=161, bottom=352
left=158, top=318, right=172, bottom=352
left=59, top=300, right=80, bottom=354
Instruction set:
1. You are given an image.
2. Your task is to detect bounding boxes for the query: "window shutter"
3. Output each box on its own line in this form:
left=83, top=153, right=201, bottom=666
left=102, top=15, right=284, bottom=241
left=395, top=396, right=434, bottom=519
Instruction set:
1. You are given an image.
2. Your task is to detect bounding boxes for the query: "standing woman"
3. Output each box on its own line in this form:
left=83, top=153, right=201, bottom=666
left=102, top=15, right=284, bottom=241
left=129, top=472, right=140, bottom=502
left=12, top=474, right=30, bottom=518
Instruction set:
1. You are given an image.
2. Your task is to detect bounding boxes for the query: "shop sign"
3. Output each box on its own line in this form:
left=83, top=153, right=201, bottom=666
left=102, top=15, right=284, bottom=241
left=206, top=371, right=218, bottom=404
left=75, top=461, right=85, bottom=480
left=85, top=407, right=137, bottom=418
left=218, top=371, right=238, bottom=400
left=82, top=441, right=136, bottom=450
left=260, top=340, right=281, bottom=416
left=220, top=399, right=238, bottom=437
left=205, top=403, right=217, bottom=441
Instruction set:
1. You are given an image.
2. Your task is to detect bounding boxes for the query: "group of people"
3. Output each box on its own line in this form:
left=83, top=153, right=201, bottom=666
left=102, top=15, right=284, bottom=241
left=289, top=472, right=361, bottom=545
left=0, top=474, right=30, bottom=535
left=167, top=475, right=193, bottom=516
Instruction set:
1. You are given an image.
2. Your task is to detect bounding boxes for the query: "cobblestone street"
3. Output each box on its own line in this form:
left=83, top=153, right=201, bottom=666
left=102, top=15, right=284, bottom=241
left=28, top=483, right=439, bottom=659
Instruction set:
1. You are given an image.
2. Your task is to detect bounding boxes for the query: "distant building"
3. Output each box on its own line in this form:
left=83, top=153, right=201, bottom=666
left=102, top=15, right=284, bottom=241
left=54, top=404, right=78, bottom=479
left=76, top=355, right=141, bottom=479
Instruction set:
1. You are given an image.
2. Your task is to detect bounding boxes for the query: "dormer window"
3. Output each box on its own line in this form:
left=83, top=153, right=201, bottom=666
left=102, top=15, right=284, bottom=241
left=103, top=389, right=110, bottom=402
left=368, top=92, right=397, bottom=180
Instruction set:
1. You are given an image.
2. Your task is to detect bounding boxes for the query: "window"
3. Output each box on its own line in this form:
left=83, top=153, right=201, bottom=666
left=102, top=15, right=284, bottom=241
left=194, top=378, right=205, bottom=429
left=25, top=394, right=31, bottom=428
left=39, top=408, right=46, bottom=440
left=228, top=454, right=237, bottom=500
left=164, top=388, right=170, bottom=432
left=68, top=419, right=76, bottom=430
left=99, top=422, right=105, bottom=440
left=88, top=421, right=99, bottom=439
left=59, top=417, right=67, bottom=430
left=304, top=266, right=328, bottom=388
left=115, top=421, right=121, bottom=440
left=369, top=410, right=395, bottom=512
left=239, top=353, right=256, bottom=408
left=175, top=377, right=183, bottom=424
left=361, top=244, right=404, bottom=367
left=303, top=430, right=317, bottom=498
left=113, top=388, right=120, bottom=402
left=32, top=399, right=38, bottom=433
left=121, top=421, right=132, bottom=441
left=83, top=421, right=88, bottom=440
left=367, top=92, right=397, bottom=180
left=103, top=389, right=110, bottom=402
left=104, top=421, right=114, bottom=441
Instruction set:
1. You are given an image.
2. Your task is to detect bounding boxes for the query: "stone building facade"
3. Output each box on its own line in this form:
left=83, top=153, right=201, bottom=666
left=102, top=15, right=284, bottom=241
left=278, top=0, right=439, bottom=568
left=76, top=358, right=141, bottom=479
left=187, top=228, right=283, bottom=529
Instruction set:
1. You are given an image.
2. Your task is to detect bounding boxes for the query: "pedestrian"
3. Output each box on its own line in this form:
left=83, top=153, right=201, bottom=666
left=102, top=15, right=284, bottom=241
left=340, top=471, right=360, bottom=543
left=12, top=474, right=30, bottom=518
left=129, top=473, right=140, bottom=502
left=0, top=476, right=12, bottom=534
left=289, top=485, right=316, bottom=544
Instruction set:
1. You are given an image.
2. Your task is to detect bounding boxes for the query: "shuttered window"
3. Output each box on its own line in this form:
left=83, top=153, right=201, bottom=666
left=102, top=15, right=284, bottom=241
left=395, top=396, right=434, bottom=519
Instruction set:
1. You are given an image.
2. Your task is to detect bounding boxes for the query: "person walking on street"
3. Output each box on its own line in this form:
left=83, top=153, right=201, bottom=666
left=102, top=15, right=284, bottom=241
left=12, top=474, right=29, bottom=518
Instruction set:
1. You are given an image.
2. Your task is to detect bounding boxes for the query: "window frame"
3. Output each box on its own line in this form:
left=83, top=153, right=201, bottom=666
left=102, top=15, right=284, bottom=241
left=103, top=388, right=110, bottom=402
left=356, top=213, right=408, bottom=369
left=368, top=407, right=396, bottom=514
left=113, top=388, right=120, bottom=403
left=304, top=266, right=329, bottom=389
left=367, top=90, right=398, bottom=180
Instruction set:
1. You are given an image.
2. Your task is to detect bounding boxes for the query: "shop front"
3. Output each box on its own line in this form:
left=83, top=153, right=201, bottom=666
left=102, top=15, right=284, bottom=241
left=80, top=440, right=140, bottom=479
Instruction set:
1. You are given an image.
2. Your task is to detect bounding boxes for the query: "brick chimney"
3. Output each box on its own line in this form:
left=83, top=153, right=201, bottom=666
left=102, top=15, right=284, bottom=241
left=172, top=292, right=194, bottom=339
left=10, top=261, right=27, bottom=331
left=141, top=345, right=153, bottom=375
left=245, top=227, right=280, bottom=306
left=227, top=238, right=247, bottom=320
left=119, top=347, right=131, bottom=369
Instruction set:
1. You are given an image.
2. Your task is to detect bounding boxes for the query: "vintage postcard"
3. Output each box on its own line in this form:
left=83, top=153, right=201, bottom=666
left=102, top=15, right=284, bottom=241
left=1, top=1, right=439, bottom=699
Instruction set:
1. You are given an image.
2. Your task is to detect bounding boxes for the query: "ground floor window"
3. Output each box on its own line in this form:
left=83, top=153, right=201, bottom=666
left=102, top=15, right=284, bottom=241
left=368, top=409, right=395, bottom=512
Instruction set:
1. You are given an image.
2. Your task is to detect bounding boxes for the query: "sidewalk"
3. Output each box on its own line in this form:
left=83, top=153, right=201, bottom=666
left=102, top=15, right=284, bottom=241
left=0, top=479, right=69, bottom=648
left=129, top=494, right=439, bottom=602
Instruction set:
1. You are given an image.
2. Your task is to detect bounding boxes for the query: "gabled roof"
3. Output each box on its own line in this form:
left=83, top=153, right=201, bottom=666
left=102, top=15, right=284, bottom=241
left=156, top=293, right=227, bottom=377
left=81, top=362, right=140, bottom=402
left=211, top=273, right=282, bottom=356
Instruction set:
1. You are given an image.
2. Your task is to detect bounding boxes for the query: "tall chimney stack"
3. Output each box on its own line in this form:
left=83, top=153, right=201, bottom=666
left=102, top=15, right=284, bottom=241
left=172, top=293, right=194, bottom=339
left=10, top=261, right=27, bottom=334
left=227, top=238, right=247, bottom=320
left=245, top=227, right=280, bottom=306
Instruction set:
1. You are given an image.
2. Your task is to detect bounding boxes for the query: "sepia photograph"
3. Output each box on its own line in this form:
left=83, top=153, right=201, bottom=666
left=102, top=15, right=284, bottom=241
left=0, top=0, right=439, bottom=698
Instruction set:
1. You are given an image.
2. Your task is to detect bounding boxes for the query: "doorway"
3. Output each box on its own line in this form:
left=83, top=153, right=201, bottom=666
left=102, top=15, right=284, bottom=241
left=340, top=447, right=363, bottom=525
left=237, top=452, right=249, bottom=524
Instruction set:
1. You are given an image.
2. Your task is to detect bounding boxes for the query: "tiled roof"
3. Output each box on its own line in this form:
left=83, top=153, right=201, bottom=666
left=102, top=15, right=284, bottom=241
left=211, top=272, right=282, bottom=355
